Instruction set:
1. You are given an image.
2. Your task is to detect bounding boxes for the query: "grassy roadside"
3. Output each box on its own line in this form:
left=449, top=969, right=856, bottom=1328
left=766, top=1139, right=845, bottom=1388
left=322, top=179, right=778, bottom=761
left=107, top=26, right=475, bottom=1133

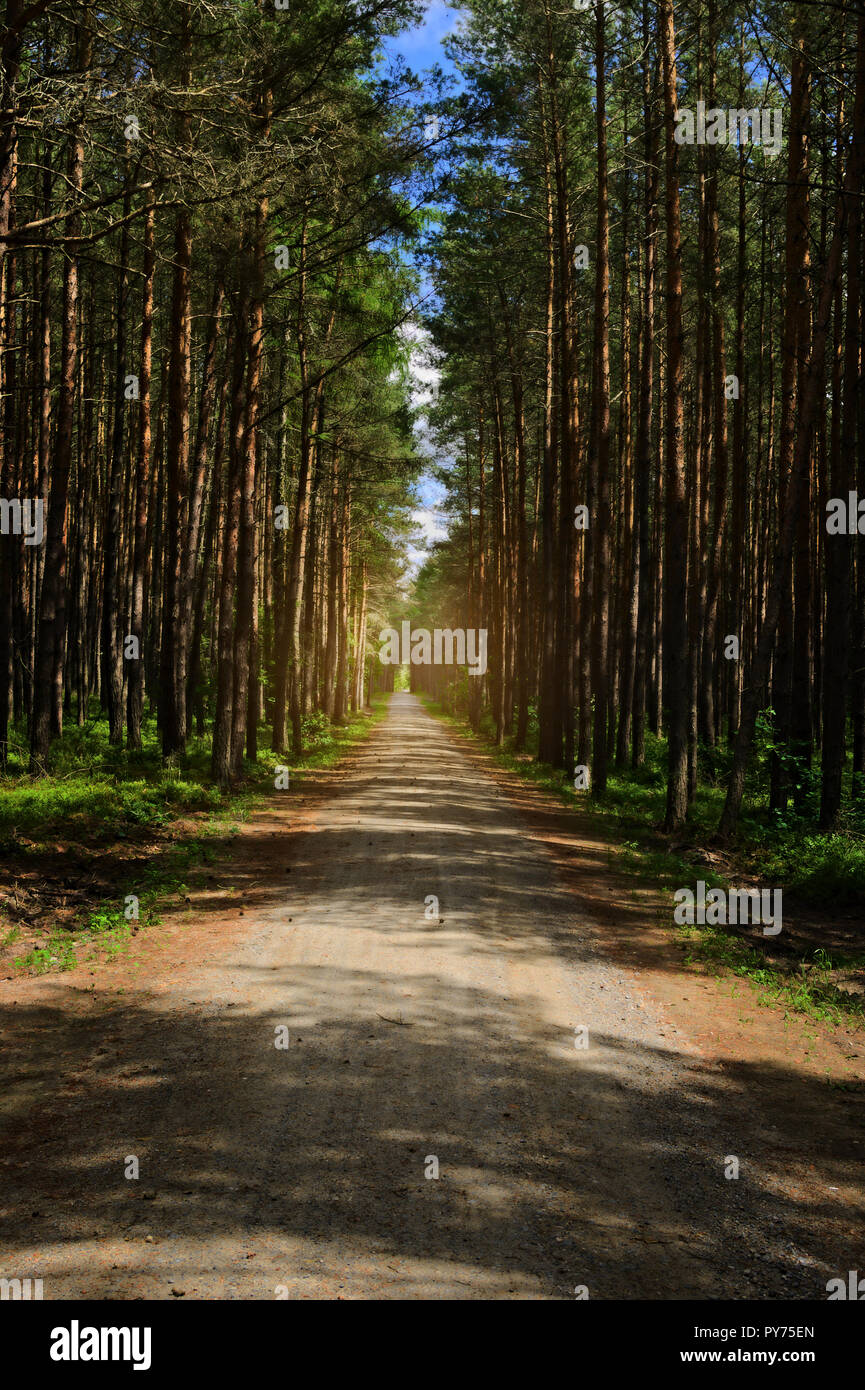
left=421, top=696, right=865, bottom=1030
left=0, top=696, right=389, bottom=977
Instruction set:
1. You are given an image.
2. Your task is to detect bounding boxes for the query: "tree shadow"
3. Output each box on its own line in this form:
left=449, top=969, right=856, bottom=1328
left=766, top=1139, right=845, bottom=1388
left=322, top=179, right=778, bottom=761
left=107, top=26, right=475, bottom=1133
left=1, top=963, right=862, bottom=1299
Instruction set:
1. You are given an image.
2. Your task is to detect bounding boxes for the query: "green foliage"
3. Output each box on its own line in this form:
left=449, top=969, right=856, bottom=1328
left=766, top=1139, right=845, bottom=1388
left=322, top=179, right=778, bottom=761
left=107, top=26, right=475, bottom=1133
left=676, top=925, right=865, bottom=1028
left=755, top=833, right=865, bottom=908
left=2, top=697, right=388, bottom=976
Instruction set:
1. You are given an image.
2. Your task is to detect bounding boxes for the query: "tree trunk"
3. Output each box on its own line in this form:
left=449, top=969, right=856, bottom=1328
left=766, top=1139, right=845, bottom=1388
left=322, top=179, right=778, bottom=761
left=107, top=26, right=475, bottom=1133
left=30, top=12, right=91, bottom=767
left=658, top=0, right=689, bottom=829
left=591, top=0, right=611, bottom=795
left=126, top=203, right=154, bottom=749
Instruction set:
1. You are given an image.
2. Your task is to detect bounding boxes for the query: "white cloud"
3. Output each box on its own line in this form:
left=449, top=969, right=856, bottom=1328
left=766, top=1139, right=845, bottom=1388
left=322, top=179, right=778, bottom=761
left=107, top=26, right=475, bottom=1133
left=399, top=319, right=442, bottom=412
left=404, top=501, right=448, bottom=578
left=397, top=324, right=450, bottom=576
left=413, top=504, right=448, bottom=544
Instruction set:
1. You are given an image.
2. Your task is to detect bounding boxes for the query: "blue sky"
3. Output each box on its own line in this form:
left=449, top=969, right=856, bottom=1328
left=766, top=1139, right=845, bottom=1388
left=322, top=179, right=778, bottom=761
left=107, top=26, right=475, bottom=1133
left=382, top=2, right=462, bottom=575
left=381, top=0, right=460, bottom=75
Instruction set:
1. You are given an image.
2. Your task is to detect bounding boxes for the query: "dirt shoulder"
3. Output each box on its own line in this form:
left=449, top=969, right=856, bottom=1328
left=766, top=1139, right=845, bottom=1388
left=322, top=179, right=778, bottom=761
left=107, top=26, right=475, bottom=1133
left=435, top=718, right=865, bottom=1088
left=430, top=717, right=865, bottom=1266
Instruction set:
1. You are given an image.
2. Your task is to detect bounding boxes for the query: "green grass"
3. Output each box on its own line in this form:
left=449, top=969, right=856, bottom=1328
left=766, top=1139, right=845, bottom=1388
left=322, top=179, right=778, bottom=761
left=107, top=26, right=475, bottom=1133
left=2, top=696, right=389, bottom=975
left=0, top=775, right=224, bottom=847
left=422, top=696, right=865, bottom=1028
left=674, top=926, right=865, bottom=1027
left=1, top=698, right=388, bottom=841
left=279, top=698, right=389, bottom=779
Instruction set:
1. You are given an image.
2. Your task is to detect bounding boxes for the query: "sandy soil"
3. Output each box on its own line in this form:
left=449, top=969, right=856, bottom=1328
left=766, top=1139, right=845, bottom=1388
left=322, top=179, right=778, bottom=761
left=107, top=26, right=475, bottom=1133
left=0, top=693, right=862, bottom=1299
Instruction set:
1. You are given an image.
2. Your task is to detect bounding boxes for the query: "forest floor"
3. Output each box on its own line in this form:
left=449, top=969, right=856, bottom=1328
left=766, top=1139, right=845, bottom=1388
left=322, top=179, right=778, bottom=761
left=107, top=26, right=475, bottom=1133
left=0, top=691, right=863, bottom=1299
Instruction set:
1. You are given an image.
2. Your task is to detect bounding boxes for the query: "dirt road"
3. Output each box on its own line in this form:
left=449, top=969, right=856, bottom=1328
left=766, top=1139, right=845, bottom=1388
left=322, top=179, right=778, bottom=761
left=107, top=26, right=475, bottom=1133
left=1, top=694, right=861, bottom=1299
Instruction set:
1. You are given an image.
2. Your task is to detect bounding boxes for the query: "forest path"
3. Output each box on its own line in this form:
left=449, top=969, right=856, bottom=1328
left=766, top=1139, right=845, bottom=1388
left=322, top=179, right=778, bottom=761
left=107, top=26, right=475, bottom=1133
left=1, top=693, right=860, bottom=1299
